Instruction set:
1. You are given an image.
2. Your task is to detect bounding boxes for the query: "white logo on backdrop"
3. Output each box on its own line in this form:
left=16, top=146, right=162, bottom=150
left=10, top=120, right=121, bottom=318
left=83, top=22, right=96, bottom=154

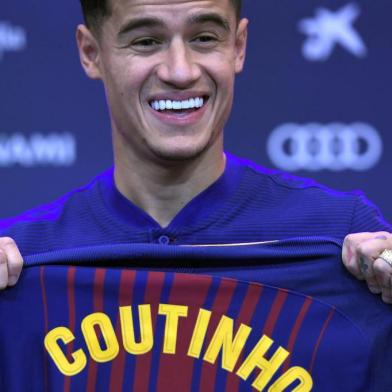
left=0, top=22, right=27, bottom=60
left=298, top=3, right=367, bottom=61
left=0, top=133, right=76, bottom=167
left=267, top=123, right=382, bottom=171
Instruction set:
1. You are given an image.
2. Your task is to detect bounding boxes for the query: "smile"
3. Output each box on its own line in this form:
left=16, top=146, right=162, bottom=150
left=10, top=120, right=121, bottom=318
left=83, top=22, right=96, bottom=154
left=147, top=95, right=210, bottom=125
left=149, top=96, right=208, bottom=113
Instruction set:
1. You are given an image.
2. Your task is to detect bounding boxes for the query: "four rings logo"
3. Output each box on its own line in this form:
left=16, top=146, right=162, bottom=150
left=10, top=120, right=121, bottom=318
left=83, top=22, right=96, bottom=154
left=267, top=123, right=382, bottom=171
left=0, top=133, right=76, bottom=167
left=0, top=21, right=27, bottom=60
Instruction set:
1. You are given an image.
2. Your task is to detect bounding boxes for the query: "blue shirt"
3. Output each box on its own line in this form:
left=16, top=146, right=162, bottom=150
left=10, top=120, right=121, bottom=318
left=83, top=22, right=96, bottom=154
left=0, top=153, right=390, bottom=255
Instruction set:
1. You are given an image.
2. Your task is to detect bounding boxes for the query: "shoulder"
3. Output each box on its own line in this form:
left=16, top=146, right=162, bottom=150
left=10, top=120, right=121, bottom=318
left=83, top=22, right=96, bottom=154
left=227, top=153, right=391, bottom=233
left=0, top=168, right=113, bottom=254
left=230, top=153, right=360, bottom=199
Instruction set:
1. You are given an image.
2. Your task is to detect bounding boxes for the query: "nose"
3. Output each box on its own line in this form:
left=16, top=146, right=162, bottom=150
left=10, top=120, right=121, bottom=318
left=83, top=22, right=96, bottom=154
left=156, top=37, right=201, bottom=88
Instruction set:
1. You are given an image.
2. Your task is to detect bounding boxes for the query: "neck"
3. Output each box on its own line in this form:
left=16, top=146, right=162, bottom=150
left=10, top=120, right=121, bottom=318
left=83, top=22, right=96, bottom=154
left=114, top=148, right=226, bottom=228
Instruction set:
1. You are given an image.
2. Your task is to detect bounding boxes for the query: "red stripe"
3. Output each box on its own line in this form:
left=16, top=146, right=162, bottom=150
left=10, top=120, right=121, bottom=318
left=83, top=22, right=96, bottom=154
left=225, top=284, right=264, bottom=392
left=40, top=267, right=49, bottom=392
left=309, top=308, right=335, bottom=373
left=86, top=268, right=107, bottom=392
left=282, top=297, right=313, bottom=373
left=156, top=273, right=212, bottom=392
left=198, top=279, right=237, bottom=392
left=109, top=270, right=136, bottom=392
left=64, top=267, right=77, bottom=392
left=133, top=271, right=166, bottom=392
left=262, top=290, right=288, bottom=337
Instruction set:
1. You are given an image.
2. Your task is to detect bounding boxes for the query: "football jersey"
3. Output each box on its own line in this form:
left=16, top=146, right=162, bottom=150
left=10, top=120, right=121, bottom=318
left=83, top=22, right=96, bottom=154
left=0, top=237, right=390, bottom=391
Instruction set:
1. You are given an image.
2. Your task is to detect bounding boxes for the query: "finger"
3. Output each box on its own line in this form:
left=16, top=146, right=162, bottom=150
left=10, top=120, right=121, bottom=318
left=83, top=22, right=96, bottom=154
left=356, top=238, right=391, bottom=293
left=358, top=255, right=381, bottom=294
left=373, top=256, right=392, bottom=300
left=360, top=235, right=392, bottom=295
left=1, top=238, right=23, bottom=286
left=342, top=232, right=385, bottom=280
left=373, top=252, right=392, bottom=304
left=342, top=233, right=372, bottom=279
left=0, top=248, right=9, bottom=289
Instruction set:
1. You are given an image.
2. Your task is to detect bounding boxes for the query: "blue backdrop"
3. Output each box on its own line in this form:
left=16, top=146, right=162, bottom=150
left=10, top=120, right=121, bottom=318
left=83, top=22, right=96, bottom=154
left=1, top=0, right=391, bottom=222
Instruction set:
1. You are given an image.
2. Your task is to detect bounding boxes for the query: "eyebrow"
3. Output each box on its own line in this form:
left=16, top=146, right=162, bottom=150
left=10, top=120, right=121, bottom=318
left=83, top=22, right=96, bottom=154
left=118, top=17, right=165, bottom=36
left=118, top=12, right=231, bottom=37
left=187, top=13, right=231, bottom=32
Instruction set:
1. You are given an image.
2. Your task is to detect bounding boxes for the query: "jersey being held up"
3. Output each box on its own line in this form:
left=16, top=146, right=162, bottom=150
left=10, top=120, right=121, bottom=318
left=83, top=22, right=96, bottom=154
left=0, top=237, right=390, bottom=392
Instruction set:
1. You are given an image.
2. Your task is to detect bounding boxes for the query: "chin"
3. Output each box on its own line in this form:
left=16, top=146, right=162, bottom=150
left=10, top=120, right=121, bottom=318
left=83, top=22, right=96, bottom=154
left=150, top=142, right=209, bottom=163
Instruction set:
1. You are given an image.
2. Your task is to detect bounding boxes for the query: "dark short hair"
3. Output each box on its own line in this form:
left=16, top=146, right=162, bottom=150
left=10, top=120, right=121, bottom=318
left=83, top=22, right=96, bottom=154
left=80, top=0, right=243, bottom=36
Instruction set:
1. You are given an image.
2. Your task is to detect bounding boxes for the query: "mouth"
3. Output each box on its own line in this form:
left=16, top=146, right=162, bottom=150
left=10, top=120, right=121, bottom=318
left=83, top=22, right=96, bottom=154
left=149, top=95, right=209, bottom=116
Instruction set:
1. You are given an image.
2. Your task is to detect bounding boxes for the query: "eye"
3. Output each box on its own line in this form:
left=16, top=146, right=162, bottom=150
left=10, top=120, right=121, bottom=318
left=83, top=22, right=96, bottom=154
left=132, top=38, right=161, bottom=50
left=193, top=35, right=218, bottom=44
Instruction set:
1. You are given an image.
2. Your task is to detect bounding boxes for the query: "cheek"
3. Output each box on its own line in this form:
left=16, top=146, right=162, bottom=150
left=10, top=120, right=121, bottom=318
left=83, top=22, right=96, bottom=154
left=105, top=57, right=151, bottom=98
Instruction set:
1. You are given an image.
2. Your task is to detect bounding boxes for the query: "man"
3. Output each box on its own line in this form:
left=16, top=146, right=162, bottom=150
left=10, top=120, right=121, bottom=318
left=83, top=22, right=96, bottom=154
left=0, top=1, right=392, bottom=390
left=0, top=0, right=391, bottom=300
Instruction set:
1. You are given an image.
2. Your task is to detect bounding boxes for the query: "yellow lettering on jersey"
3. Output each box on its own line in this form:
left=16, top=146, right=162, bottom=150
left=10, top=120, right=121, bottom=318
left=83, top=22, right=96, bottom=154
left=44, top=327, right=87, bottom=376
left=120, top=305, right=154, bottom=355
left=204, top=315, right=252, bottom=372
left=187, top=308, right=212, bottom=359
left=237, top=335, right=289, bottom=391
left=268, top=366, right=313, bottom=392
left=158, top=304, right=188, bottom=354
left=81, top=312, right=119, bottom=363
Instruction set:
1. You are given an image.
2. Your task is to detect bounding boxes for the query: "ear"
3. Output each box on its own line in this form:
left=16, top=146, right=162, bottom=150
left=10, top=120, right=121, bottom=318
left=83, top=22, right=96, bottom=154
left=234, top=18, right=248, bottom=74
left=76, top=24, right=103, bottom=80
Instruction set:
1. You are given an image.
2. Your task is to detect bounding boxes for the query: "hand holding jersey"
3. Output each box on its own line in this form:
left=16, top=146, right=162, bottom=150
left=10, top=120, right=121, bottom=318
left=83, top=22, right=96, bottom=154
left=0, top=237, right=22, bottom=289
left=342, top=231, right=392, bottom=303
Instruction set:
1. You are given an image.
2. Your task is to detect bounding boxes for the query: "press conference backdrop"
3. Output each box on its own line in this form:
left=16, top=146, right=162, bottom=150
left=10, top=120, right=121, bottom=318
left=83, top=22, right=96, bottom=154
left=1, top=1, right=391, bottom=222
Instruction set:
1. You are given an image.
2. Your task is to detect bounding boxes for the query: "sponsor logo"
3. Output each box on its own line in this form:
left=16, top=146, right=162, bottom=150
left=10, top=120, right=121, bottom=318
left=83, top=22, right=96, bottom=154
left=267, top=123, right=382, bottom=171
left=0, top=133, right=76, bottom=167
left=0, top=21, right=27, bottom=60
left=298, top=3, right=367, bottom=61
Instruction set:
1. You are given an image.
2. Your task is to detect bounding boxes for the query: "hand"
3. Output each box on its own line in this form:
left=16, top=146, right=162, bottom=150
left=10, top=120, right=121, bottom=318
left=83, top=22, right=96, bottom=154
left=342, top=232, right=392, bottom=304
left=0, top=237, right=23, bottom=289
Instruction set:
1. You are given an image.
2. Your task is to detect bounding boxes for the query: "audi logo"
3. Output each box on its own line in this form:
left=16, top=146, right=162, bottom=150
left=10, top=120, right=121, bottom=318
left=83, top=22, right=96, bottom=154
left=267, top=123, right=383, bottom=171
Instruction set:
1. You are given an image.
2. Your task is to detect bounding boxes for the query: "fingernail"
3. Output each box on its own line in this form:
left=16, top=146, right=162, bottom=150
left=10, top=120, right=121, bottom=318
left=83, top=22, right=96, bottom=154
left=375, top=235, right=388, bottom=240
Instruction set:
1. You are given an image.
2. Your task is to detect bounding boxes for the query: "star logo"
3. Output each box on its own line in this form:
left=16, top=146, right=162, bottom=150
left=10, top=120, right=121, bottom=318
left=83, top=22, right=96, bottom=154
left=298, top=3, right=367, bottom=61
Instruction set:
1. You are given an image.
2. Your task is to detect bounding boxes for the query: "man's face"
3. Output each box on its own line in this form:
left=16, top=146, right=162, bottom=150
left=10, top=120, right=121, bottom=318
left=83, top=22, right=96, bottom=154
left=78, top=0, right=247, bottom=164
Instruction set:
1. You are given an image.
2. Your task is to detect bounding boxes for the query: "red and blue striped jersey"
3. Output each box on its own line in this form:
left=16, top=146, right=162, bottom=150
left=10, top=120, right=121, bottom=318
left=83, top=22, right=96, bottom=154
left=0, top=237, right=390, bottom=391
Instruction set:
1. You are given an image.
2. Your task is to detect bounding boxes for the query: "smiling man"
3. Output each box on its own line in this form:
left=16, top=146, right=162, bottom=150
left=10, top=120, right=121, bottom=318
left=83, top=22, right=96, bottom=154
left=1, top=2, right=392, bottom=305
left=76, top=0, right=247, bottom=229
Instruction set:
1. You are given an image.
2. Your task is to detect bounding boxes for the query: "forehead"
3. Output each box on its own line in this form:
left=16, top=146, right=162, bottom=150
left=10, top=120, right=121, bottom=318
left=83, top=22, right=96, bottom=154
left=109, top=0, right=233, bottom=18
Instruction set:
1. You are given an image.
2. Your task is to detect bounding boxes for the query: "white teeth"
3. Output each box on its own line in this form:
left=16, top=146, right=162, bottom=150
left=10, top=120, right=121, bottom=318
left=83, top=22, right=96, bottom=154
left=173, top=101, right=182, bottom=110
left=150, top=96, right=206, bottom=111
